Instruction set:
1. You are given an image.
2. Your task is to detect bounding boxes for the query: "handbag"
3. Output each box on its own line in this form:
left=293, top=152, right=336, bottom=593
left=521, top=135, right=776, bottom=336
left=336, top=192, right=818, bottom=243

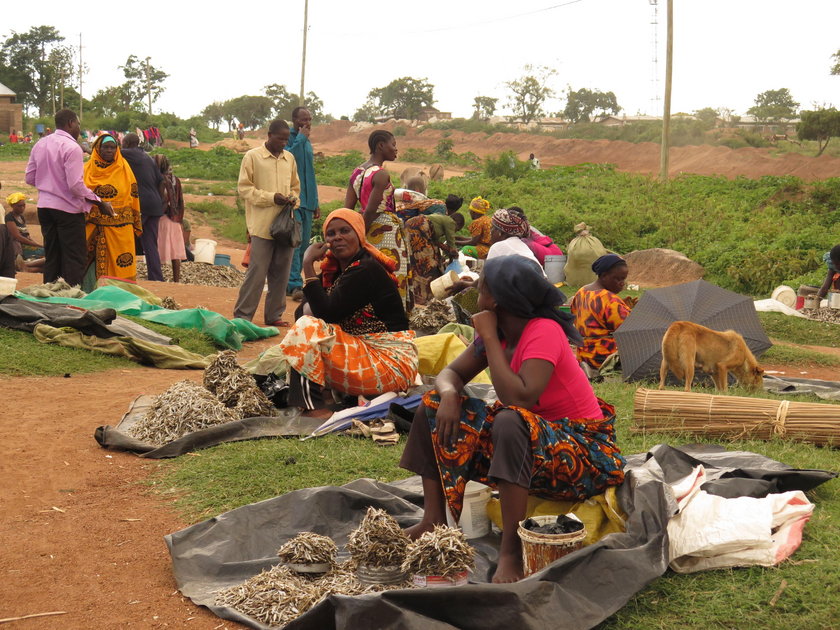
left=270, top=201, right=301, bottom=247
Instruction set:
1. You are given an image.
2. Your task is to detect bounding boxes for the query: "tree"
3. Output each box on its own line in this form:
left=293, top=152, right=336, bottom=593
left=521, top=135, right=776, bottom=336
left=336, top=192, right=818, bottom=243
left=747, top=88, right=799, bottom=124
left=227, top=95, right=275, bottom=129
left=89, top=85, right=136, bottom=116
left=0, top=25, right=65, bottom=115
left=359, top=77, right=435, bottom=120
left=119, top=55, right=169, bottom=114
left=302, top=91, right=329, bottom=123
left=693, top=107, right=719, bottom=129
left=831, top=49, right=840, bottom=75
left=505, top=66, right=556, bottom=124
left=797, top=108, right=840, bottom=156
left=46, top=45, right=76, bottom=115
left=563, top=87, right=620, bottom=123
left=472, top=96, right=498, bottom=120
left=201, top=101, right=225, bottom=129
left=264, top=83, right=296, bottom=119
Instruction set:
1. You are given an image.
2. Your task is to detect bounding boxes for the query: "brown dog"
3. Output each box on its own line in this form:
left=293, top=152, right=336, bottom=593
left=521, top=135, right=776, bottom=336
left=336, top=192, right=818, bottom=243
left=658, top=321, right=765, bottom=392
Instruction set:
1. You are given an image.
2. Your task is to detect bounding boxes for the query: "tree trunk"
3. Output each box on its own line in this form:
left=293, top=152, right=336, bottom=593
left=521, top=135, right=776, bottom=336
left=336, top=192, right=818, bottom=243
left=816, top=138, right=829, bottom=157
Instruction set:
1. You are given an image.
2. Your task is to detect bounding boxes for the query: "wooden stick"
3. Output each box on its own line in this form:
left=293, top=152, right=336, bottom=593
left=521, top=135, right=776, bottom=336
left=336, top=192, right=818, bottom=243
left=0, top=611, right=68, bottom=624
left=769, top=579, right=788, bottom=607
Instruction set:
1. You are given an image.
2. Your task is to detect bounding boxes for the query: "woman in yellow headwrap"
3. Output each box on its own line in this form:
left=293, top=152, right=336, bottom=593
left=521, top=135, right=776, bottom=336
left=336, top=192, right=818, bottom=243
left=457, top=195, right=493, bottom=259
left=82, top=134, right=142, bottom=291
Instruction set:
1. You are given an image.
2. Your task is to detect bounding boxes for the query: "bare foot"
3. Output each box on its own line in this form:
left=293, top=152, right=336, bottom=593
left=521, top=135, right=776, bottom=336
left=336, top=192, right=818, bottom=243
left=404, top=519, right=440, bottom=540
left=492, top=551, right=525, bottom=583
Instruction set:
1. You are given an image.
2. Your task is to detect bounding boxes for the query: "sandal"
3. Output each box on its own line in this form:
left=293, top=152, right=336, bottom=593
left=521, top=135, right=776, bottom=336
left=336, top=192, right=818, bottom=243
left=266, top=320, right=292, bottom=328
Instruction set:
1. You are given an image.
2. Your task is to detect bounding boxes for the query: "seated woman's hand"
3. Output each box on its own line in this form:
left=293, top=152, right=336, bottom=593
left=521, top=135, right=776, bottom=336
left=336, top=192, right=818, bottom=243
left=303, top=241, right=329, bottom=266
left=435, top=392, right=463, bottom=447
left=471, top=309, right=498, bottom=340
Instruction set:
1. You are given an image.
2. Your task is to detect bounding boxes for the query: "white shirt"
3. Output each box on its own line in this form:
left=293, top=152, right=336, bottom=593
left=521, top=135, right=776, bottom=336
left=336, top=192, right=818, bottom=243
left=486, top=237, right=546, bottom=276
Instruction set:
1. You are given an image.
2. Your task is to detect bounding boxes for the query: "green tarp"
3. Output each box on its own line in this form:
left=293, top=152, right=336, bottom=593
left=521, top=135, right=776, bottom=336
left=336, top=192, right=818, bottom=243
left=16, top=286, right=278, bottom=350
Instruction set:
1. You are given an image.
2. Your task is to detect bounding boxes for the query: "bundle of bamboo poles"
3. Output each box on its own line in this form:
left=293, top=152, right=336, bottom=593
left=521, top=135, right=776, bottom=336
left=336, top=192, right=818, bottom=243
left=633, top=388, right=840, bottom=447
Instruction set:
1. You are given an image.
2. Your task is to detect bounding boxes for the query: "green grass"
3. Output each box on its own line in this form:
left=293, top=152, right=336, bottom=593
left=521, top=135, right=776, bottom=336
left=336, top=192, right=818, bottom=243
left=189, top=199, right=247, bottom=243
left=0, top=326, right=137, bottom=376
left=759, top=312, right=840, bottom=348
left=762, top=344, right=840, bottom=367
left=150, top=375, right=840, bottom=629
left=0, top=142, right=32, bottom=161
left=120, top=315, right=220, bottom=356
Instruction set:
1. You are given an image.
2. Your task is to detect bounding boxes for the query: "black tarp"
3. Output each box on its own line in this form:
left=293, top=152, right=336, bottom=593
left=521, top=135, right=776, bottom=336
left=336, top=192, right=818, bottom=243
left=95, top=395, right=323, bottom=458
left=165, top=444, right=836, bottom=630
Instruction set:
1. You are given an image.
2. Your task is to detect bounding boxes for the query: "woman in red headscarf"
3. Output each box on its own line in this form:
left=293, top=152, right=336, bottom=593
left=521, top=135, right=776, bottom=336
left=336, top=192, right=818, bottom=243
left=265, top=208, right=418, bottom=414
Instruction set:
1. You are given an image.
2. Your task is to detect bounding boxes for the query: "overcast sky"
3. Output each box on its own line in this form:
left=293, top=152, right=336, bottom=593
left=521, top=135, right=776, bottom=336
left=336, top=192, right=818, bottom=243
left=9, top=0, right=840, bottom=121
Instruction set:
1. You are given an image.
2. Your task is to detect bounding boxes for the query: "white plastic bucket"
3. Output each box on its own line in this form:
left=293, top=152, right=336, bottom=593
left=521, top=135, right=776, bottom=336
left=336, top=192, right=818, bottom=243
left=0, top=275, right=17, bottom=297
left=458, top=481, right=492, bottom=539
left=430, top=270, right=459, bottom=300
left=828, top=292, right=840, bottom=309
left=544, top=254, right=567, bottom=284
left=771, top=285, right=796, bottom=308
left=194, top=239, right=217, bottom=264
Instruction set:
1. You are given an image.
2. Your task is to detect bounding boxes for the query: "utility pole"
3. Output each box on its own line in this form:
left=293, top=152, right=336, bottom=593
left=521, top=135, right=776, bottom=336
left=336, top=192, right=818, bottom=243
left=659, top=0, right=673, bottom=181
left=299, top=0, right=309, bottom=106
left=146, top=57, right=153, bottom=115
left=78, top=33, right=83, bottom=121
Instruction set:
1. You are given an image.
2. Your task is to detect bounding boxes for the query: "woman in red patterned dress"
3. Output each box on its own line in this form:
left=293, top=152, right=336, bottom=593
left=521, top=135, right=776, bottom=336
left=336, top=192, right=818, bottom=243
left=400, top=255, right=625, bottom=583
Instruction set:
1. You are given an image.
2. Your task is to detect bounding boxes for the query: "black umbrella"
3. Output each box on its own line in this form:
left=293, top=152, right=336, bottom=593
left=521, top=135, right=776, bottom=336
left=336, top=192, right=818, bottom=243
left=614, top=279, right=772, bottom=382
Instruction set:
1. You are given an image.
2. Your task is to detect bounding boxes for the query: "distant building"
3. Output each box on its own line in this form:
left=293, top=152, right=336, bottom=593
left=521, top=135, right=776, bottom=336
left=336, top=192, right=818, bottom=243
left=0, top=81, right=23, bottom=136
left=416, top=107, right=452, bottom=122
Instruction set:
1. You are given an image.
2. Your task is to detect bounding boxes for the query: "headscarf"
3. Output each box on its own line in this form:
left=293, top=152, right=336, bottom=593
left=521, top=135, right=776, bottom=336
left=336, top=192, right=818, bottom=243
left=83, top=134, right=140, bottom=224
left=491, top=207, right=530, bottom=238
left=6, top=192, right=26, bottom=206
left=483, top=255, right=582, bottom=346
left=319, top=208, right=398, bottom=288
left=469, top=196, right=491, bottom=215
left=591, top=254, right=626, bottom=276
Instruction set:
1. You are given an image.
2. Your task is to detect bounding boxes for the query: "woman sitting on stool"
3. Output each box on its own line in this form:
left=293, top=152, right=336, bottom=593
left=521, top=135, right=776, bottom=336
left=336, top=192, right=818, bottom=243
left=400, top=255, right=625, bottom=582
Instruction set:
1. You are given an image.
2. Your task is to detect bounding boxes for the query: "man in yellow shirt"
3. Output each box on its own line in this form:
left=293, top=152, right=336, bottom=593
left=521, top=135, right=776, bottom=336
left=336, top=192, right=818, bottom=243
left=233, top=120, right=301, bottom=326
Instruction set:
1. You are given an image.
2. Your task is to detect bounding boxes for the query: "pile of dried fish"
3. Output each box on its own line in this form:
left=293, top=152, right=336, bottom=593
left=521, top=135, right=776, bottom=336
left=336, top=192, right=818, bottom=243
left=801, top=307, right=840, bottom=325
left=401, top=525, right=475, bottom=578
left=216, top=563, right=411, bottom=628
left=409, top=299, right=455, bottom=333
left=346, top=507, right=411, bottom=568
left=160, top=295, right=180, bottom=310
left=128, top=380, right=239, bottom=446
left=204, top=350, right=276, bottom=417
left=136, top=260, right=244, bottom=288
left=277, top=533, right=337, bottom=565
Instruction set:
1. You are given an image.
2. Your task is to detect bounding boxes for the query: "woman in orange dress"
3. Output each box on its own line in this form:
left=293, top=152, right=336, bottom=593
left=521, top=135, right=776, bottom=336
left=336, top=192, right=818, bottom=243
left=569, top=254, right=631, bottom=371
left=458, top=196, right=493, bottom=259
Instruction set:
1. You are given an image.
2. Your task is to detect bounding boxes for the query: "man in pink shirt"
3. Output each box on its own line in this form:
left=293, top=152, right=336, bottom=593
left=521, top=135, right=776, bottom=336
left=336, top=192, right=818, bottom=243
left=25, top=109, right=113, bottom=286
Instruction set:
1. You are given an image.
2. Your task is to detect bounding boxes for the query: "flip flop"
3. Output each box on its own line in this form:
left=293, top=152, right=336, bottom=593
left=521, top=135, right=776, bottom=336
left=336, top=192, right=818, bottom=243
left=267, top=320, right=292, bottom=328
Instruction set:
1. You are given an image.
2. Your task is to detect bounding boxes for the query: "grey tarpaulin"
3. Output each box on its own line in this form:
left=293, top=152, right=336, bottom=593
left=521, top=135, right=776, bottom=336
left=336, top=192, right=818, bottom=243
left=763, top=374, right=840, bottom=401
left=165, top=444, right=836, bottom=630
left=0, top=294, right=172, bottom=345
left=614, top=280, right=772, bottom=382
left=94, top=395, right=323, bottom=458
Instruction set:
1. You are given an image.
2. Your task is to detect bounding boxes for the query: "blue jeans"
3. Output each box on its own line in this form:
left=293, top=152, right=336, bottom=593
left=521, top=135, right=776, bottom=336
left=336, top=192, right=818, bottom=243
left=287, top=207, right=314, bottom=291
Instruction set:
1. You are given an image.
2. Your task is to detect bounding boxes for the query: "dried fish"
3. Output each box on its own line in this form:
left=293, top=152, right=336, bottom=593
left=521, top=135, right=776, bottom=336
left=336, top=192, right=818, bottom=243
left=346, top=507, right=411, bottom=568
left=800, top=307, right=840, bottom=325
left=204, top=351, right=276, bottom=417
left=401, top=525, right=475, bottom=578
left=277, top=533, right=337, bottom=565
left=409, top=299, right=455, bottom=333
left=127, top=380, right=238, bottom=446
left=160, top=296, right=180, bottom=310
left=216, top=562, right=413, bottom=628
left=136, top=260, right=245, bottom=288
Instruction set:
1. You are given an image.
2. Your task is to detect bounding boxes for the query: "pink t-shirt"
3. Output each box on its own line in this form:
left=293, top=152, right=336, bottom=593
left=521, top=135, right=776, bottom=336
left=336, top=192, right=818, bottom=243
left=507, top=318, right=603, bottom=421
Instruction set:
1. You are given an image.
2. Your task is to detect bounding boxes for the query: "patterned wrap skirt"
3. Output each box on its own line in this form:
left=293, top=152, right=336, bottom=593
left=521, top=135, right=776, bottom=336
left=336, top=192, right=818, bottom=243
left=277, top=315, right=418, bottom=396
left=422, top=390, right=626, bottom=520
left=405, top=215, right=444, bottom=306
left=366, top=211, right=414, bottom=312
